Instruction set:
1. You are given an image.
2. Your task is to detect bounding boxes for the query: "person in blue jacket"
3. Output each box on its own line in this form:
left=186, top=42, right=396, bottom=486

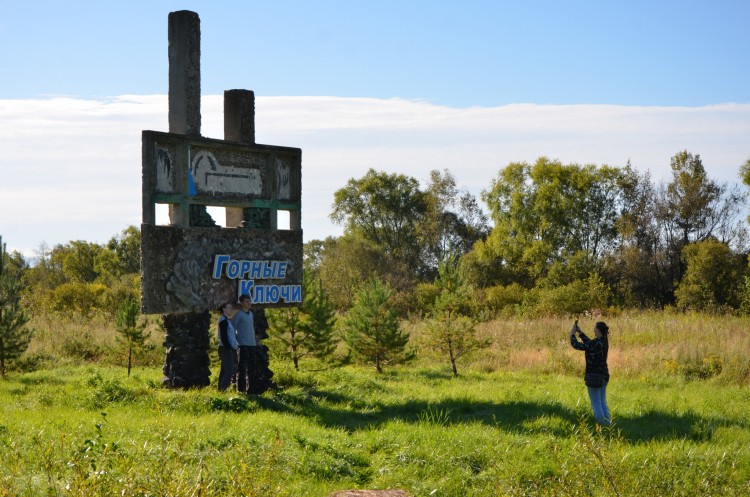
left=570, top=321, right=611, bottom=426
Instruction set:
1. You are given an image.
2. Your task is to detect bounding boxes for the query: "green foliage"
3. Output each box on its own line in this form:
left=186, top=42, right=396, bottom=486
left=106, top=225, right=141, bottom=276
left=114, top=296, right=151, bottom=376
left=740, top=256, right=750, bottom=316
left=465, top=153, right=747, bottom=311
left=659, top=150, right=747, bottom=291
left=268, top=306, right=307, bottom=370
left=317, top=235, right=383, bottom=310
left=419, top=169, right=489, bottom=277
left=67, top=412, right=120, bottom=490
left=343, top=277, right=410, bottom=373
left=62, top=330, right=105, bottom=362
left=327, top=169, right=487, bottom=302
left=664, top=151, right=721, bottom=247
left=20, top=228, right=141, bottom=320
left=532, top=273, right=612, bottom=317
left=422, top=256, right=490, bottom=376
left=413, top=282, right=440, bottom=315
left=269, top=274, right=338, bottom=369
left=209, top=395, right=256, bottom=413
left=330, top=168, right=427, bottom=267
left=477, top=158, right=624, bottom=288
left=0, top=236, right=33, bottom=377
left=483, top=283, right=527, bottom=317
left=61, top=240, right=104, bottom=283
left=300, top=276, right=338, bottom=362
left=50, top=281, right=109, bottom=316
left=742, top=157, right=750, bottom=224
left=675, top=239, right=745, bottom=312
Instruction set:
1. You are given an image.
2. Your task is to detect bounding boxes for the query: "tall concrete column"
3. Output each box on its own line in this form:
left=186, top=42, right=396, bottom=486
left=224, top=89, right=255, bottom=144
left=162, top=10, right=211, bottom=389
left=224, top=90, right=256, bottom=228
left=168, top=10, right=201, bottom=137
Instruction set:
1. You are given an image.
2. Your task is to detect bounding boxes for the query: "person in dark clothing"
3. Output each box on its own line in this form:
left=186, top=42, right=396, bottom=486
left=217, top=302, right=238, bottom=391
left=570, top=321, right=611, bottom=425
left=249, top=308, right=276, bottom=395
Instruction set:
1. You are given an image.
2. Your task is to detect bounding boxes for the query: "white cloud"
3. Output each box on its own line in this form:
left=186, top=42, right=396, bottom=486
left=1, top=95, right=749, bottom=257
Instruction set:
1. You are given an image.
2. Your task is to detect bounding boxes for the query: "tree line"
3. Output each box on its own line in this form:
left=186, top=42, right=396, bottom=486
left=2, top=150, right=750, bottom=375
left=311, top=151, right=750, bottom=315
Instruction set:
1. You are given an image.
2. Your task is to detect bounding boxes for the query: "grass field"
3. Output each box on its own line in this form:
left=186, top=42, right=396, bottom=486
left=1, top=312, right=749, bottom=496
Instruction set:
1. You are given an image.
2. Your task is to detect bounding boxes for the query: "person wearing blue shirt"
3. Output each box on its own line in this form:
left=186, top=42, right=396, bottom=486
left=232, top=293, right=256, bottom=394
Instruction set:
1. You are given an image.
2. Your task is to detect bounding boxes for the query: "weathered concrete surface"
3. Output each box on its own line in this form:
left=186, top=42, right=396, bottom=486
left=141, top=224, right=302, bottom=314
left=168, top=10, right=201, bottom=137
left=161, top=310, right=211, bottom=388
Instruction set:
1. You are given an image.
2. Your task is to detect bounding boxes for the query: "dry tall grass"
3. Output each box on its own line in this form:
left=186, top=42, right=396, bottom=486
left=20, top=310, right=750, bottom=385
left=409, top=310, right=750, bottom=384
left=23, top=313, right=165, bottom=368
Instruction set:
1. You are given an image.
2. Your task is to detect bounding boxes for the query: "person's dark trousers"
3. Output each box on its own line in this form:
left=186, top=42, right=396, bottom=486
left=236, top=345, right=256, bottom=393
left=218, top=346, right=237, bottom=391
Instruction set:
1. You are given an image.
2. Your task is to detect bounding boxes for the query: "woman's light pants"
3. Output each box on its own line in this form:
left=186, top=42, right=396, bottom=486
left=586, top=380, right=611, bottom=426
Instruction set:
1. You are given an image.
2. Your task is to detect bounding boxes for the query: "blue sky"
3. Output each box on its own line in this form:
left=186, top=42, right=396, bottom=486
left=2, top=1, right=748, bottom=106
left=1, top=1, right=749, bottom=257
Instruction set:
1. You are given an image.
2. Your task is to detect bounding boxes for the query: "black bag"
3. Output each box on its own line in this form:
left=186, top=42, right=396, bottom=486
left=584, top=372, right=605, bottom=388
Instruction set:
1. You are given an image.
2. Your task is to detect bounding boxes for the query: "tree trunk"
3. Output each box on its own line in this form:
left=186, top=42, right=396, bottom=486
left=449, top=344, right=458, bottom=377
left=127, top=346, right=133, bottom=377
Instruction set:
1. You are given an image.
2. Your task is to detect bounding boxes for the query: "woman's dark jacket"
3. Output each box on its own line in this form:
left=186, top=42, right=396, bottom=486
left=570, top=332, right=609, bottom=387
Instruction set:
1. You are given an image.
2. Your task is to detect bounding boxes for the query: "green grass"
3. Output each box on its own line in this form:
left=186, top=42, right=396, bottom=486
left=2, top=363, right=749, bottom=496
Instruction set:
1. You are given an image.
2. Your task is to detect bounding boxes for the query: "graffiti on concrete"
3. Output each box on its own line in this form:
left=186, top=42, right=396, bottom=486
left=277, top=158, right=290, bottom=200
left=190, top=149, right=262, bottom=196
left=156, top=146, right=175, bottom=193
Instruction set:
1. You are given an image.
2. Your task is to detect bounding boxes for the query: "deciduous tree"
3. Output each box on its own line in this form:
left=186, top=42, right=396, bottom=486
left=419, top=169, right=489, bottom=278
left=675, top=238, right=745, bottom=311
left=331, top=168, right=426, bottom=273
left=471, top=157, right=624, bottom=288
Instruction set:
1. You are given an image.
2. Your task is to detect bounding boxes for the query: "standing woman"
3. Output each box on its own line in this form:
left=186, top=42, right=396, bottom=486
left=570, top=321, right=611, bottom=426
left=217, top=302, right=238, bottom=391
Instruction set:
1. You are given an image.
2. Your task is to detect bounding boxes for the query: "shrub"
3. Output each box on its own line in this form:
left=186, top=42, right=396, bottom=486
left=51, top=282, right=108, bottom=317
left=484, top=283, right=526, bottom=317
left=62, top=331, right=105, bottom=362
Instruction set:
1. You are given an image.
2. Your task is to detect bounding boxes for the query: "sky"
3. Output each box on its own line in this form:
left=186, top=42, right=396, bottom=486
left=1, top=1, right=749, bottom=258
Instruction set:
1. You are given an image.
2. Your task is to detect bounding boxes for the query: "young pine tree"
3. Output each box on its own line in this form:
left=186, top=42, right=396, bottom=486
left=267, top=306, right=307, bottom=370
left=114, top=296, right=151, bottom=376
left=300, top=276, right=338, bottom=362
left=343, top=277, right=410, bottom=373
left=268, top=275, right=338, bottom=370
left=0, top=236, right=33, bottom=377
left=423, top=255, right=489, bottom=376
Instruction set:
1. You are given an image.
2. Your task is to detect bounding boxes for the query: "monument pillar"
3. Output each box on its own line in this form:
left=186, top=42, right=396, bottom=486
left=142, top=10, right=303, bottom=390
left=168, top=10, right=201, bottom=137
left=224, top=89, right=255, bottom=228
left=162, top=10, right=211, bottom=388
